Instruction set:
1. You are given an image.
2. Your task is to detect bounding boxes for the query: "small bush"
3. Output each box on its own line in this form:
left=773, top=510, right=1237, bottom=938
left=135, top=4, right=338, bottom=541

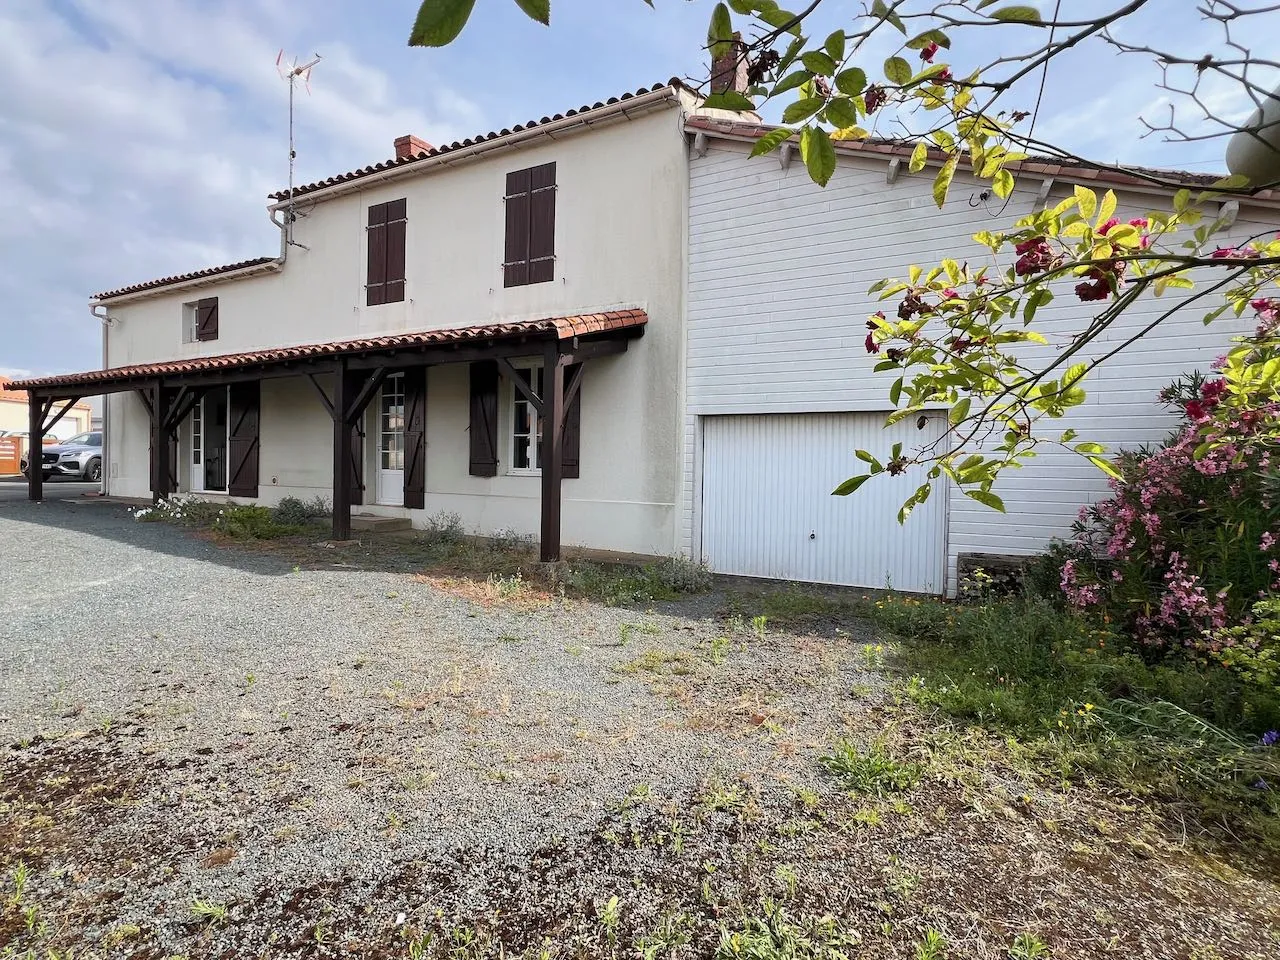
left=422, top=511, right=466, bottom=544
left=132, top=495, right=223, bottom=527
left=214, top=505, right=303, bottom=540
left=488, top=527, right=536, bottom=552
left=565, top=557, right=711, bottom=605
left=274, top=496, right=330, bottom=525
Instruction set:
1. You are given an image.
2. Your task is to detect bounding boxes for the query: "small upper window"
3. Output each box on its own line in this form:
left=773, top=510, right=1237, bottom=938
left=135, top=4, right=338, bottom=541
left=367, top=199, right=407, bottom=305
left=183, top=297, right=219, bottom=342
left=503, top=163, right=556, bottom=288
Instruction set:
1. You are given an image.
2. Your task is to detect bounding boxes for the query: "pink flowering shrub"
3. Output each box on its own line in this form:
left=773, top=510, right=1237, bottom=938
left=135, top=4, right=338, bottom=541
left=1063, top=375, right=1279, bottom=659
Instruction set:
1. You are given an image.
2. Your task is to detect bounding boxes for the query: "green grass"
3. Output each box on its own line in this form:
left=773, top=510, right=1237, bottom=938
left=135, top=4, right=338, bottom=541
left=817, top=739, right=922, bottom=796
left=858, top=594, right=1280, bottom=851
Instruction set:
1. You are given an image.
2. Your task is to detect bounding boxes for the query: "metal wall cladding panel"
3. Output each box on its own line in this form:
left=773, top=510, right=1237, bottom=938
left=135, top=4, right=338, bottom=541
left=700, top=412, right=947, bottom=593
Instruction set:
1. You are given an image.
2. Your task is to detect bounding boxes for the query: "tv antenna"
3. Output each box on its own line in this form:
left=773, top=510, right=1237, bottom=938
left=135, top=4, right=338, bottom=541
left=277, top=50, right=321, bottom=247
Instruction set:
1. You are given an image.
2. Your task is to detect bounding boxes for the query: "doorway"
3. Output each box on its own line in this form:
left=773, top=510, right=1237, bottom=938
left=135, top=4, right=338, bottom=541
left=191, top=388, right=229, bottom=493
left=376, top=373, right=405, bottom=506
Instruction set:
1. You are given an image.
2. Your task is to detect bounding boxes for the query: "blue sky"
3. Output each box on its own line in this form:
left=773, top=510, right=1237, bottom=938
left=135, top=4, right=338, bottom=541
left=2, top=0, right=1275, bottom=381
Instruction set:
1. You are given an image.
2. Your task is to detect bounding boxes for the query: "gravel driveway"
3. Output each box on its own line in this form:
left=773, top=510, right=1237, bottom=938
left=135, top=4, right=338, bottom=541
left=2, top=498, right=1277, bottom=960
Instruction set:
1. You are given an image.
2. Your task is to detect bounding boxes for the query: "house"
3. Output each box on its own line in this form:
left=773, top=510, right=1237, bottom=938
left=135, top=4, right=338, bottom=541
left=8, top=69, right=1277, bottom=592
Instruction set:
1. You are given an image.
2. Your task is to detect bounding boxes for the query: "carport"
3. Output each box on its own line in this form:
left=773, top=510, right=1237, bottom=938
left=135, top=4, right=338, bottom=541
left=2, top=310, right=646, bottom=560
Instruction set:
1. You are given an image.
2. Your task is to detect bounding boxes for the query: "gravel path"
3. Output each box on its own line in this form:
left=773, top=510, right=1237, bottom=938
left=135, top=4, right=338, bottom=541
left=3, top=498, right=1277, bottom=960
left=0, top=497, right=880, bottom=957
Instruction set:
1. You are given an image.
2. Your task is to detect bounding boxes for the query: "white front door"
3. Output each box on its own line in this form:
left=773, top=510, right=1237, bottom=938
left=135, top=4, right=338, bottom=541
left=376, top=374, right=405, bottom=506
left=700, top=412, right=949, bottom=593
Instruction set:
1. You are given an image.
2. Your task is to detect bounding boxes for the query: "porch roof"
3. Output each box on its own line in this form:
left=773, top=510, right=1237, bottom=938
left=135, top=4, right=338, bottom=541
left=4, top=309, right=647, bottom=398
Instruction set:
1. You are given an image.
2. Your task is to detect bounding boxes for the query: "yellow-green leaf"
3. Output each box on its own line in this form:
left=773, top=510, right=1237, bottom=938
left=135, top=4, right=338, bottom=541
left=992, top=168, right=1015, bottom=199
left=834, top=67, right=867, bottom=96
left=965, top=489, right=1006, bottom=511
left=1095, top=189, right=1117, bottom=229
left=1074, top=185, right=1097, bottom=220
left=933, top=155, right=959, bottom=208
left=909, top=141, right=928, bottom=173
left=883, top=56, right=912, bottom=85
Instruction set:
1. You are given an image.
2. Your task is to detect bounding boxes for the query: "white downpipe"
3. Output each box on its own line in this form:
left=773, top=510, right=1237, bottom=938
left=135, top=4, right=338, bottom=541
left=90, top=303, right=112, bottom=495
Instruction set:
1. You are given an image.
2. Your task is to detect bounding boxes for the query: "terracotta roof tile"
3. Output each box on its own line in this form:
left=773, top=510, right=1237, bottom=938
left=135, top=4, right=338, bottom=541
left=270, top=80, right=685, bottom=202
left=3, top=310, right=648, bottom=394
left=93, top=257, right=279, bottom=302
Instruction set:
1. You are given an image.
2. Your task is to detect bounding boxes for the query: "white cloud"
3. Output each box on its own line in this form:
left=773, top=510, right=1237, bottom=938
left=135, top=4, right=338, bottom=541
left=0, top=0, right=485, bottom=379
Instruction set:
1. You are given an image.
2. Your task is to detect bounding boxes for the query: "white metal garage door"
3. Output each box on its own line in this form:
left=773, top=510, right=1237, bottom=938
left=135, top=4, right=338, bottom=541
left=700, top=412, right=948, bottom=593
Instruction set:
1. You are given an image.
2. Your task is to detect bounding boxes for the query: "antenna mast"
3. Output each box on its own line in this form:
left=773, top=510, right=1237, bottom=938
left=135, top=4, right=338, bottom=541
left=277, top=51, right=321, bottom=247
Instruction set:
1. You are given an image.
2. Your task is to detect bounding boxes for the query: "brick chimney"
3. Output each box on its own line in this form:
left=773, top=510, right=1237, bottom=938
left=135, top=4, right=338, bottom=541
left=710, top=32, right=749, bottom=95
left=394, top=134, right=433, bottom=160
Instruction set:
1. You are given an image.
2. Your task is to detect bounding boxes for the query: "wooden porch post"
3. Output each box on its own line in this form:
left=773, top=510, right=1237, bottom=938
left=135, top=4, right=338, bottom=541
left=540, top=342, right=565, bottom=563
left=332, top=360, right=352, bottom=541
left=151, top=380, right=171, bottom=503
left=27, top=392, right=43, bottom=502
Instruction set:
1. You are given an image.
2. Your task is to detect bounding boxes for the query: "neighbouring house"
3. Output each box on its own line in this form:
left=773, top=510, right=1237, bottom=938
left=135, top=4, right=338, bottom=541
left=7, top=68, right=1278, bottom=593
left=0, top=377, right=92, bottom=440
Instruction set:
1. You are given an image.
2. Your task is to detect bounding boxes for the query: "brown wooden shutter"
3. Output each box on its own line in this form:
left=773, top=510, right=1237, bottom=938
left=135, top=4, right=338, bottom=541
left=562, top=362, right=581, bottom=479
left=503, top=169, right=531, bottom=288
left=195, top=298, right=219, bottom=341
left=227, top=381, right=260, bottom=498
left=528, top=162, right=557, bottom=284
left=403, top=366, right=427, bottom=509
left=385, top=198, right=407, bottom=304
left=366, top=202, right=388, bottom=306
left=468, top=361, right=499, bottom=476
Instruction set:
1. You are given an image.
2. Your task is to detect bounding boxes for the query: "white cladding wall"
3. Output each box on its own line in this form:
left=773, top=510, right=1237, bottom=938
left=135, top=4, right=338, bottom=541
left=686, top=138, right=1268, bottom=590
left=104, top=105, right=689, bottom=556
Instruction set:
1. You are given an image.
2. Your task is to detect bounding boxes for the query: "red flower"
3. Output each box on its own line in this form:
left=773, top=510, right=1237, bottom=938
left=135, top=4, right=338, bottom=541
left=1098, top=218, right=1120, bottom=235
left=864, top=85, right=886, bottom=112
left=1014, top=237, right=1054, bottom=276
left=941, top=288, right=959, bottom=299
left=936, top=67, right=952, bottom=81
left=919, top=41, right=939, bottom=62
left=1201, top=378, right=1226, bottom=405
left=1185, top=399, right=1208, bottom=420
left=865, top=332, right=880, bottom=354
left=1076, top=279, right=1110, bottom=302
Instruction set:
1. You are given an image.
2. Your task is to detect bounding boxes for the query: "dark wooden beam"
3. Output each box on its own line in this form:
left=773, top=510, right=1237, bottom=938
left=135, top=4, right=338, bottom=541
left=42, top=397, right=82, bottom=437
left=150, top=381, right=172, bottom=503
left=540, top=342, right=565, bottom=563
left=561, top=364, right=585, bottom=428
left=560, top=336, right=634, bottom=365
left=135, top=389, right=154, bottom=419
left=306, top=373, right=335, bottom=419
left=164, top=387, right=202, bottom=434
left=27, top=393, right=43, bottom=502
left=495, top=357, right=544, bottom=415
left=344, top=367, right=388, bottom=424
left=332, top=360, right=352, bottom=541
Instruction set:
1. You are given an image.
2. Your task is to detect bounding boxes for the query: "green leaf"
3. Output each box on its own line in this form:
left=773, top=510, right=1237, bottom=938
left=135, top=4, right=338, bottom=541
left=834, top=67, right=867, bottom=96
left=825, top=97, right=859, bottom=129
left=409, top=0, right=478, bottom=46
left=511, top=0, right=550, bottom=25
left=708, top=2, right=734, bottom=59
left=825, top=29, right=847, bottom=62
left=1074, top=441, right=1106, bottom=455
left=949, top=396, right=972, bottom=426
left=933, top=154, right=958, bottom=208
left=771, top=69, right=812, bottom=96
left=965, top=489, right=1006, bottom=512
left=889, top=377, right=903, bottom=406
left=702, top=91, right=755, bottom=112
left=883, top=56, right=912, bottom=85
left=800, top=125, right=837, bottom=187
left=871, top=0, right=907, bottom=33
left=782, top=97, right=825, bottom=124
left=748, top=127, right=795, bottom=158
left=990, top=5, right=1042, bottom=22
left=832, top=474, right=872, bottom=496
left=1173, top=188, right=1191, bottom=212
left=906, top=28, right=951, bottom=50
left=909, top=141, right=928, bottom=173
left=802, top=51, right=836, bottom=75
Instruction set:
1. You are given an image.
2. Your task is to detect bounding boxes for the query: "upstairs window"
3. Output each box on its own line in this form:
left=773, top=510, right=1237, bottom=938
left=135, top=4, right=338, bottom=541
left=183, top=297, right=219, bottom=342
left=367, top=198, right=407, bottom=305
left=503, top=162, right=556, bottom=287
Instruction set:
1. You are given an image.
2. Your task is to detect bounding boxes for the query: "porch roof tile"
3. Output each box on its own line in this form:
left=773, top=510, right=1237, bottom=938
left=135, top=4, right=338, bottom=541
left=3, top=309, right=647, bottom=394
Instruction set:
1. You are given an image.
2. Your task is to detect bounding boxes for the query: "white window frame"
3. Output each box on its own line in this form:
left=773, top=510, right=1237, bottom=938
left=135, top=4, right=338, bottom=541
left=181, top=302, right=200, bottom=343
left=506, top=359, right=543, bottom=476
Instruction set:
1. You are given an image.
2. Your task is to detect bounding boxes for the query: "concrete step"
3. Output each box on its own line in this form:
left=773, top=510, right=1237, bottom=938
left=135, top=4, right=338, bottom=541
left=350, top=514, right=412, bottom=533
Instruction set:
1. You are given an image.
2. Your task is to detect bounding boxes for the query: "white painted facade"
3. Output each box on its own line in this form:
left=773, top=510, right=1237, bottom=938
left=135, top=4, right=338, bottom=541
left=686, top=133, right=1276, bottom=592
left=101, top=96, right=691, bottom=556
